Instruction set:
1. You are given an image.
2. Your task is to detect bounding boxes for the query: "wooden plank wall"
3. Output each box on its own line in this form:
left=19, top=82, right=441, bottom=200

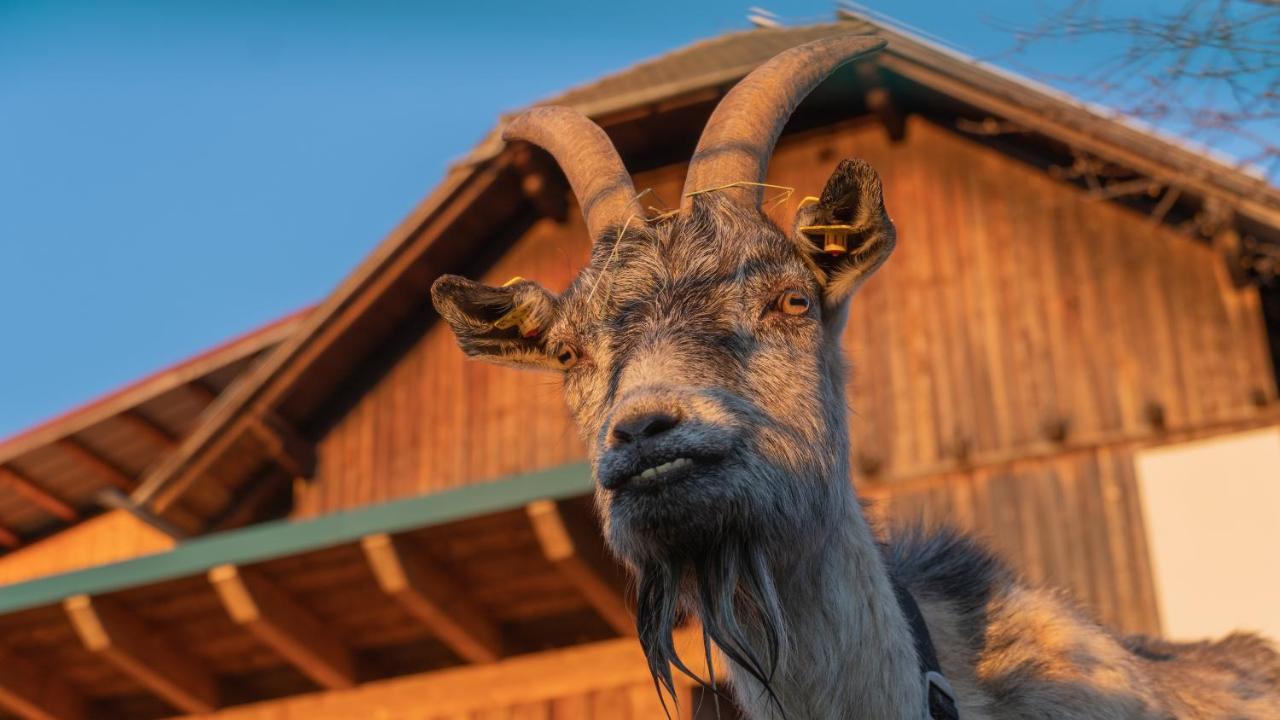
left=0, top=510, right=175, bottom=586
left=299, top=116, right=1276, bottom=634
left=863, top=446, right=1161, bottom=635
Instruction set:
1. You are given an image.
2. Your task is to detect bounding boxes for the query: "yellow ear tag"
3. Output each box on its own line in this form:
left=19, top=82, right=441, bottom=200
left=493, top=302, right=531, bottom=331
left=518, top=317, right=541, bottom=338
left=797, top=224, right=855, bottom=256
left=493, top=277, right=541, bottom=337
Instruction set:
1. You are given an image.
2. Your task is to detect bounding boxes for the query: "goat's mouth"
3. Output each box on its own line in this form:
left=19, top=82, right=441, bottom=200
left=599, top=452, right=719, bottom=493
left=621, top=456, right=694, bottom=489
left=600, top=449, right=753, bottom=559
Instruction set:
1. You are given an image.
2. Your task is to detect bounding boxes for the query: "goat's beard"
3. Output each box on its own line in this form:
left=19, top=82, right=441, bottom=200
left=634, top=539, right=788, bottom=715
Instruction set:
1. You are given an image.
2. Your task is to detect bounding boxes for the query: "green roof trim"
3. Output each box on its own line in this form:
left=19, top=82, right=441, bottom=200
left=0, top=462, right=593, bottom=616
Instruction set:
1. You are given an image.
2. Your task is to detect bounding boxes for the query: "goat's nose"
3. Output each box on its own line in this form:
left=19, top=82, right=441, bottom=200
left=611, top=410, right=683, bottom=446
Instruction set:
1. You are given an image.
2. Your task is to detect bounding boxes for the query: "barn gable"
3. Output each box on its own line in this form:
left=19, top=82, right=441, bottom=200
left=0, top=310, right=304, bottom=557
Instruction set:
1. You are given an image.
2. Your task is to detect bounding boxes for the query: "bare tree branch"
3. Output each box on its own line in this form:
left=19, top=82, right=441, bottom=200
left=992, top=0, right=1280, bottom=179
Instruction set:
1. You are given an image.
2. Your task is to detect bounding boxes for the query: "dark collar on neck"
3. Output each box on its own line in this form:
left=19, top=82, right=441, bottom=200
left=891, top=580, right=960, bottom=720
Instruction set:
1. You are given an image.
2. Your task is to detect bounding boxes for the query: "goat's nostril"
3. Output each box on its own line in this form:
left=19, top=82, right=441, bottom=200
left=611, top=410, right=683, bottom=445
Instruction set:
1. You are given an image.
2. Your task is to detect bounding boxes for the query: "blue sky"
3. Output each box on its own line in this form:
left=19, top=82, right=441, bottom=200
left=0, top=1, right=1269, bottom=437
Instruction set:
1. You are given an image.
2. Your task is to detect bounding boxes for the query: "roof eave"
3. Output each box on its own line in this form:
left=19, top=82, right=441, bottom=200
left=5, top=462, right=591, bottom=616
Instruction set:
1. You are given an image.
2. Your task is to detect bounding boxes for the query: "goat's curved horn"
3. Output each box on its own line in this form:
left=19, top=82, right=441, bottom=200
left=681, top=35, right=887, bottom=209
left=503, top=106, right=644, bottom=241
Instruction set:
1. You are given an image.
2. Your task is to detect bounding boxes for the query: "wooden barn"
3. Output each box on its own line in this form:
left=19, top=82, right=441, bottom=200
left=2, top=12, right=1280, bottom=719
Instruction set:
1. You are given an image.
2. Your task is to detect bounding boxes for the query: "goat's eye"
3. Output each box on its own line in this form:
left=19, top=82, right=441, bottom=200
left=554, top=344, right=579, bottom=369
left=776, top=290, right=812, bottom=316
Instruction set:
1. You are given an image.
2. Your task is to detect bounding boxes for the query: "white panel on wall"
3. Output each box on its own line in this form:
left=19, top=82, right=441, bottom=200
left=1135, top=427, right=1280, bottom=642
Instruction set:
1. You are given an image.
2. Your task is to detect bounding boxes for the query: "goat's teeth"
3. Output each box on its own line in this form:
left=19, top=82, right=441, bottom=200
left=627, top=458, right=694, bottom=485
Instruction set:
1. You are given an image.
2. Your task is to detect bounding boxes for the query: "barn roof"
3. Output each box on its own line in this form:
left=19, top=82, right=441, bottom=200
left=0, top=463, right=640, bottom=719
left=128, top=13, right=1280, bottom=531
left=0, top=310, right=307, bottom=550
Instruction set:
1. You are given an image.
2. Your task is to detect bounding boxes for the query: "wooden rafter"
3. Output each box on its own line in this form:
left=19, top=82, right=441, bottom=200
left=63, top=594, right=218, bottom=714
left=246, top=413, right=315, bottom=480
left=116, top=410, right=178, bottom=450
left=360, top=533, right=503, bottom=664
left=0, top=523, right=20, bottom=549
left=0, top=310, right=302, bottom=468
left=183, top=381, right=219, bottom=405
left=56, top=438, right=134, bottom=492
left=208, top=564, right=355, bottom=689
left=95, top=489, right=188, bottom=540
left=0, top=647, right=86, bottom=720
left=0, top=466, right=77, bottom=523
left=525, top=500, right=635, bottom=636
left=204, top=469, right=290, bottom=533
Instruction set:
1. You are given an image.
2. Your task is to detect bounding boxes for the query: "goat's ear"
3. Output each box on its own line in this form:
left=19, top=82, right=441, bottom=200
left=793, top=159, right=896, bottom=309
left=431, top=275, right=565, bottom=371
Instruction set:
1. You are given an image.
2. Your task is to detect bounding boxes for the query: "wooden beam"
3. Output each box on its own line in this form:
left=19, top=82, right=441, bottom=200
left=864, top=86, right=906, bottom=142
left=525, top=500, right=635, bottom=636
left=116, top=410, right=178, bottom=450
left=63, top=594, right=218, bottom=713
left=246, top=413, right=315, bottom=480
left=56, top=438, right=134, bottom=492
left=511, top=145, right=569, bottom=222
left=183, top=380, right=219, bottom=405
left=190, top=631, right=704, bottom=720
left=94, top=488, right=188, bottom=541
left=360, top=533, right=503, bottom=663
left=0, top=466, right=77, bottom=522
left=1215, top=225, right=1250, bottom=288
left=0, top=523, right=20, bottom=549
left=208, top=564, right=355, bottom=689
left=0, top=647, right=86, bottom=720
left=204, top=469, right=290, bottom=533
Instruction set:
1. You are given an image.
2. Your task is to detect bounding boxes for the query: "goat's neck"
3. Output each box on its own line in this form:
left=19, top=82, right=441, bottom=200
left=726, top=489, right=926, bottom=719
